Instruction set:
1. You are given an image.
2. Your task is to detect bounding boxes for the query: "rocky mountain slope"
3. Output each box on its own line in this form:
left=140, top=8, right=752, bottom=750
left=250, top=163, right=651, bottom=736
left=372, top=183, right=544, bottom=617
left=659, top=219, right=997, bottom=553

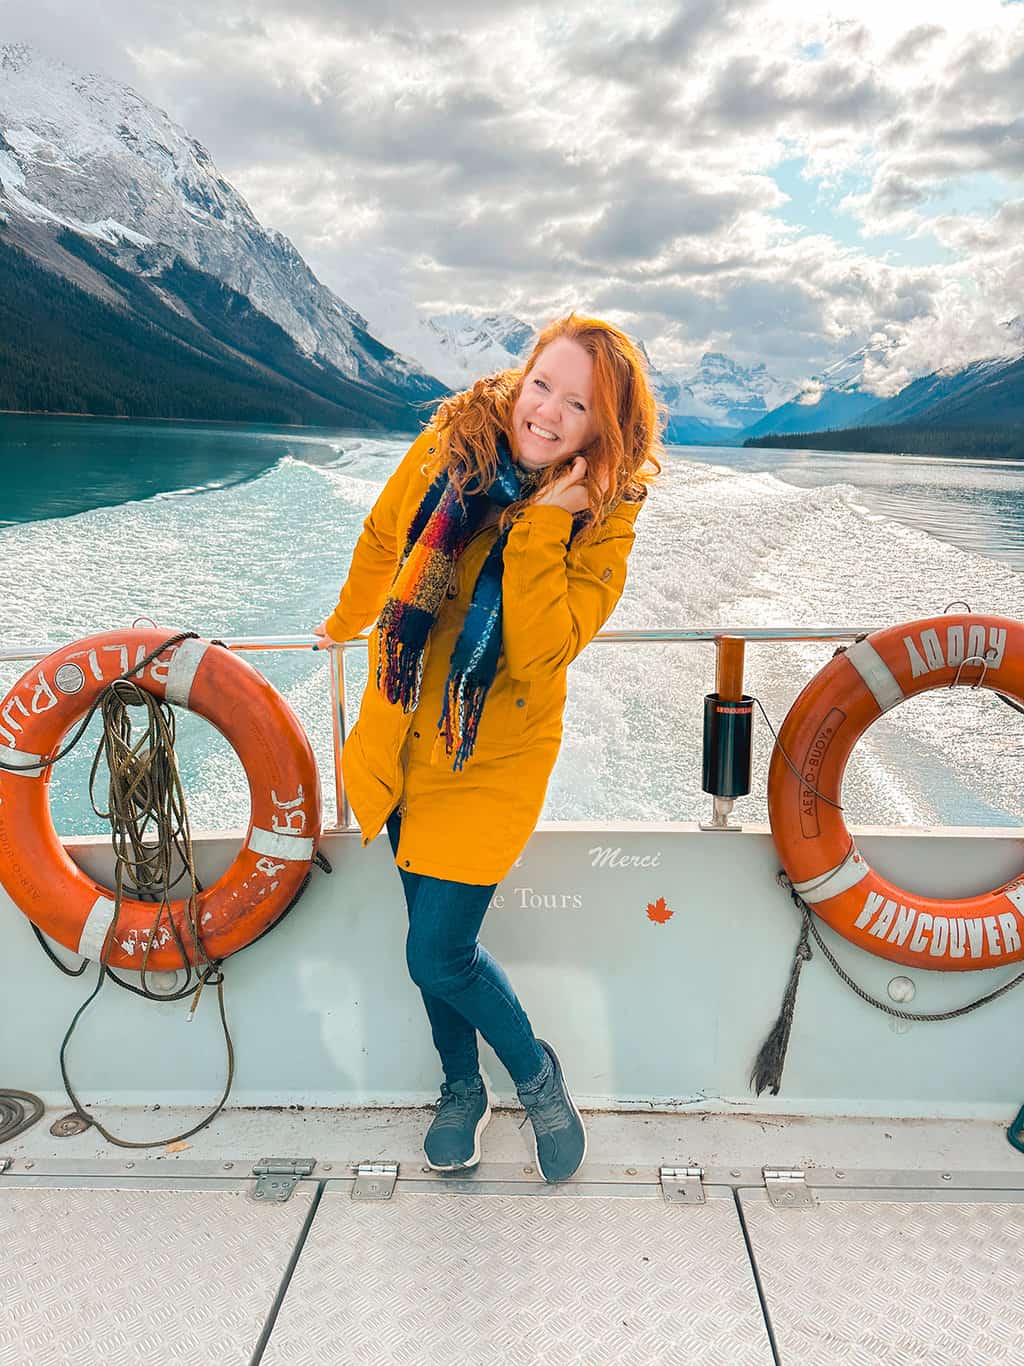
left=0, top=44, right=445, bottom=425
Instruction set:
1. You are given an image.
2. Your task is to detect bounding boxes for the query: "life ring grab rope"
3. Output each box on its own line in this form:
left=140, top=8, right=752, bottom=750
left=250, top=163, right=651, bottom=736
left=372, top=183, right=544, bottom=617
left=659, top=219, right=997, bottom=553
left=0, top=631, right=211, bottom=987
left=750, top=872, right=1024, bottom=1098
left=0, top=629, right=199, bottom=774
left=766, top=613, right=1024, bottom=972
left=4, top=634, right=228, bottom=1148
left=1, top=635, right=202, bottom=978
left=0, top=628, right=322, bottom=970
left=0, top=628, right=326, bottom=1148
left=780, top=873, right=1024, bottom=1023
left=751, top=636, right=1024, bottom=817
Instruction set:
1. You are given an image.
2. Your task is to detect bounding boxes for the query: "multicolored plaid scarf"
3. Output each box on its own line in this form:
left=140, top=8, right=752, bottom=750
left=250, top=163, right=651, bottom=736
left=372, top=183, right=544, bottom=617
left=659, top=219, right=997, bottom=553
left=377, top=433, right=589, bottom=770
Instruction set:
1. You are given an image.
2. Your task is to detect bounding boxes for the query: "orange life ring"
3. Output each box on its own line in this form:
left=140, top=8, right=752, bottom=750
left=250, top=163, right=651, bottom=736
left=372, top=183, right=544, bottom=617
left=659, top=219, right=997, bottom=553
left=0, top=628, right=321, bottom=971
left=767, top=613, right=1024, bottom=972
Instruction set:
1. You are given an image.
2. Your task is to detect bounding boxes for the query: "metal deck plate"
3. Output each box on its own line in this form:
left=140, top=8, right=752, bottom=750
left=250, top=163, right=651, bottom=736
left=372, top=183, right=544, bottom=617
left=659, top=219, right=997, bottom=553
left=261, top=1180, right=772, bottom=1365
left=0, top=1181, right=314, bottom=1365
left=740, top=1189, right=1024, bottom=1363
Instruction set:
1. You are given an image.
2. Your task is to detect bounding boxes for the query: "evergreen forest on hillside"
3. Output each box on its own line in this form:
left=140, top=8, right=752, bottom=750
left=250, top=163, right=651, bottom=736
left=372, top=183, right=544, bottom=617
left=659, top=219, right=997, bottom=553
left=0, top=234, right=426, bottom=429
left=745, top=423, right=1024, bottom=460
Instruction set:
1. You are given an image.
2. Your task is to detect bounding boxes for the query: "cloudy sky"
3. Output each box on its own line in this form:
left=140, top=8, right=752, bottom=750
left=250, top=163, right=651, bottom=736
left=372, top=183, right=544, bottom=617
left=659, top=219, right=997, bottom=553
left=4, top=0, right=1023, bottom=390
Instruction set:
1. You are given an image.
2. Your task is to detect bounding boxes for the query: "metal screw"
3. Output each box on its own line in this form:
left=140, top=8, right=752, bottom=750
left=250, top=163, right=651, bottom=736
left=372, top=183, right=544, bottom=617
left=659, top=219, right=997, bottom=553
left=125, top=1162, right=134, bottom=1169
left=523, top=1165, right=534, bottom=1175
left=730, top=1170, right=741, bottom=1179
left=626, top=1167, right=637, bottom=1175
left=322, top=1164, right=333, bottom=1172
left=421, top=1166, right=430, bottom=1173
left=223, top=1162, right=234, bottom=1170
left=23, top=1161, right=34, bottom=1170
left=941, top=1172, right=952, bottom=1181
left=835, top=1170, right=846, bottom=1180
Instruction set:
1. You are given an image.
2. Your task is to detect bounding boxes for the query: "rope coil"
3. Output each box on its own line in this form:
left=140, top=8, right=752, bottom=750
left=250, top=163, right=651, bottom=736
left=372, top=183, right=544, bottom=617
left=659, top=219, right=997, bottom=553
left=2, top=632, right=327, bottom=1149
left=53, top=639, right=232, bottom=1148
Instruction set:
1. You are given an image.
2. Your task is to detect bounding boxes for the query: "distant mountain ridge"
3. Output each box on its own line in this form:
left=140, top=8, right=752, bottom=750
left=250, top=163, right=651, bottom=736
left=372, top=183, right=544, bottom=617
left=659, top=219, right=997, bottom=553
left=744, top=341, right=1024, bottom=457
left=380, top=309, right=797, bottom=446
left=857, top=353, right=1024, bottom=427
left=3, top=43, right=1021, bottom=449
left=653, top=351, right=796, bottom=432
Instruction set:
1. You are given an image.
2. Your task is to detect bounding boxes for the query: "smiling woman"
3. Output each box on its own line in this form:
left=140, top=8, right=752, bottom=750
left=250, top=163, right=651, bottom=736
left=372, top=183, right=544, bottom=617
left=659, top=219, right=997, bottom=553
left=511, top=335, right=599, bottom=470
left=316, top=312, right=662, bottom=1183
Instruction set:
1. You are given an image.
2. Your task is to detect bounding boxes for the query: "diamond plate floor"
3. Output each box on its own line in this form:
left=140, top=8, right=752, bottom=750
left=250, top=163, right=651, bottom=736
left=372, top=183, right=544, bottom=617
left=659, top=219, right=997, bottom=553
left=259, top=1181, right=772, bottom=1366
left=0, top=1181, right=315, bottom=1366
left=741, top=1189, right=1024, bottom=1364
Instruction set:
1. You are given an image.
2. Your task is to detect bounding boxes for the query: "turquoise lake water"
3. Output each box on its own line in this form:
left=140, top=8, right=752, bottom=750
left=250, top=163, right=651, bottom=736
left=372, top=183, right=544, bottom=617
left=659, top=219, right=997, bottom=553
left=1, top=414, right=1022, bottom=836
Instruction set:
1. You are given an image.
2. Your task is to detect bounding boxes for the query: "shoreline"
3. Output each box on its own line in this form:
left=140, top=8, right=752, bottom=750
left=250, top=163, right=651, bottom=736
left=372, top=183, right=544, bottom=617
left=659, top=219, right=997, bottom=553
left=0, top=408, right=362, bottom=432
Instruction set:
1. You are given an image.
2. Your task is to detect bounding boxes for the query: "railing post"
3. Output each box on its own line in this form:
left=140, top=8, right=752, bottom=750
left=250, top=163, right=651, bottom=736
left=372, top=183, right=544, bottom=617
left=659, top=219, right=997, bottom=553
left=700, top=636, right=753, bottom=831
left=327, top=643, right=353, bottom=831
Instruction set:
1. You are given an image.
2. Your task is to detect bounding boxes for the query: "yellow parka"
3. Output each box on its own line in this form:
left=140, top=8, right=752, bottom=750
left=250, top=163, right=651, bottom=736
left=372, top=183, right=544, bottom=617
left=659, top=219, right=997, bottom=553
left=325, top=427, right=645, bottom=885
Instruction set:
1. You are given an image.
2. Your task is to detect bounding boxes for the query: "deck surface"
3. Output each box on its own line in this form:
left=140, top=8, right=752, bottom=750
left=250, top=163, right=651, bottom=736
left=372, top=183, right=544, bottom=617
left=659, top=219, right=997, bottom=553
left=3, top=1107, right=1024, bottom=1363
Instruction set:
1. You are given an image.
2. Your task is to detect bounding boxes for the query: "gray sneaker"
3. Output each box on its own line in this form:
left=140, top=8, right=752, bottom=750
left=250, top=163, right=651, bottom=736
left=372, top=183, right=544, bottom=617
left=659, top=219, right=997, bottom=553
left=423, top=1076, right=491, bottom=1171
left=517, top=1039, right=587, bottom=1183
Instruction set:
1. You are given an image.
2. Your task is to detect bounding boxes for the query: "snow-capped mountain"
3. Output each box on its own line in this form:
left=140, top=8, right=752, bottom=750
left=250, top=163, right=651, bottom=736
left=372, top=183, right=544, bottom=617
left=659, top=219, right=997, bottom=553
left=740, top=328, right=1024, bottom=441
left=0, top=43, right=443, bottom=409
left=375, top=312, right=536, bottom=389
left=653, top=352, right=796, bottom=430
left=738, top=336, right=902, bottom=439
left=379, top=309, right=795, bottom=444
left=857, top=350, right=1024, bottom=428
left=813, top=335, right=903, bottom=393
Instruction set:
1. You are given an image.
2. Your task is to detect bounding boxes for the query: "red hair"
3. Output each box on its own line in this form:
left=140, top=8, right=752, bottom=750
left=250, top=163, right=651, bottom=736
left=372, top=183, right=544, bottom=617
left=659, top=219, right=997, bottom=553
left=427, top=313, right=664, bottom=540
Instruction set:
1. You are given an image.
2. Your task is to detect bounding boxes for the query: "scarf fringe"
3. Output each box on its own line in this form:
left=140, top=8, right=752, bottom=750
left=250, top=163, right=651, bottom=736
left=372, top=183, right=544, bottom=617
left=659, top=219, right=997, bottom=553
left=439, top=673, right=487, bottom=772
left=377, top=631, right=425, bottom=711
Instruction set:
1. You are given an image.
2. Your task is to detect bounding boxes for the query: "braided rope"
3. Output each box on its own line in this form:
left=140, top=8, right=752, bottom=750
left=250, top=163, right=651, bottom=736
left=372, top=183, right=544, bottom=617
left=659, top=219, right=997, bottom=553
left=781, top=874, right=1024, bottom=1023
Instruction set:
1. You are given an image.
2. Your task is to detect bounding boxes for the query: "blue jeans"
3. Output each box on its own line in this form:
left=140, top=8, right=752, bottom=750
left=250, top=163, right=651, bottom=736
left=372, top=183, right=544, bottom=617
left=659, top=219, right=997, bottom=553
left=386, top=808, right=547, bottom=1089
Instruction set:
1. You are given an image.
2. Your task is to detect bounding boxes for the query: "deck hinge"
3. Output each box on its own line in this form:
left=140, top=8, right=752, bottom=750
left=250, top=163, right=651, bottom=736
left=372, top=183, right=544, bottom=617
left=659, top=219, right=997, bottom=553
left=251, top=1157, right=317, bottom=1202
left=0, top=1157, right=11, bottom=1176
left=763, top=1166, right=815, bottom=1208
left=352, top=1160, right=399, bottom=1201
left=659, top=1165, right=706, bottom=1205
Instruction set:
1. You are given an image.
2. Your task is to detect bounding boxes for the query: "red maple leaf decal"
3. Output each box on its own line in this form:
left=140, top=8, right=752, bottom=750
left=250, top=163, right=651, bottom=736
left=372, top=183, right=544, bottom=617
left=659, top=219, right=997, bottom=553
left=646, top=896, right=673, bottom=924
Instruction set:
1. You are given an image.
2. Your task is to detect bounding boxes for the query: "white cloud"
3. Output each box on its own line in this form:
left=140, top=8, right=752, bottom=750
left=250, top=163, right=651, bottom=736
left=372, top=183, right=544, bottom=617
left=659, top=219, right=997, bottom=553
left=2, top=0, right=1022, bottom=389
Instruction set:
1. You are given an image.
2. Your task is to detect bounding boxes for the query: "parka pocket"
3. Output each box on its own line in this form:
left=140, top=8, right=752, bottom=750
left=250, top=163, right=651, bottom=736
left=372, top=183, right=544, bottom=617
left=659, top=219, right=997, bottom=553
left=473, top=678, right=533, bottom=751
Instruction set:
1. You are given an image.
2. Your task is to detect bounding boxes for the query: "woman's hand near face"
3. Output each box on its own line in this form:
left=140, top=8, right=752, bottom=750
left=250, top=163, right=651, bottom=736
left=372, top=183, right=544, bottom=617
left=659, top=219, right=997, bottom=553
left=530, top=456, right=608, bottom=515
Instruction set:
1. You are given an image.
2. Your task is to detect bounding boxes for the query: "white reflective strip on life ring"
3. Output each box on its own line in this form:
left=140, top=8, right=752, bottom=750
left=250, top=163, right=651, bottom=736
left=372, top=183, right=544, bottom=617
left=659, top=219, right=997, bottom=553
left=78, top=895, right=117, bottom=960
left=164, top=638, right=210, bottom=707
left=248, top=827, right=315, bottom=861
left=1005, top=883, right=1024, bottom=914
left=792, top=848, right=869, bottom=905
left=1, top=748, right=44, bottom=778
left=846, top=639, right=905, bottom=713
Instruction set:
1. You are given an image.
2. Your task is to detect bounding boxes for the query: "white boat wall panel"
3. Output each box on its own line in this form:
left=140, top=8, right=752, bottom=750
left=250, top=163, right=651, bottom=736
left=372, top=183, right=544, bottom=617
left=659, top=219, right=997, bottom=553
left=1, top=824, right=1023, bottom=1117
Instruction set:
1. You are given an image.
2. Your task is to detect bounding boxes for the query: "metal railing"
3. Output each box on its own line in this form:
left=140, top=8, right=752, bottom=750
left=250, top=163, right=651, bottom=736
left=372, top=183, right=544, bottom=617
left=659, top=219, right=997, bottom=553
left=0, top=626, right=876, bottom=833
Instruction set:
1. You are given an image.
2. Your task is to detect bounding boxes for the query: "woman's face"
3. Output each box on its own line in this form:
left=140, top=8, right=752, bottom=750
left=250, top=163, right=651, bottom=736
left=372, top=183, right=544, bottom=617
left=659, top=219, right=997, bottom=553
left=510, top=337, right=599, bottom=471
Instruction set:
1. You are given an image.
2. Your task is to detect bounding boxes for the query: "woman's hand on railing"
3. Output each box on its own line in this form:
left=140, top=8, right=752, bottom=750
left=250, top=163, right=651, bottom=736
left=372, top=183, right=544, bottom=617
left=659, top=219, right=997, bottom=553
left=311, top=621, right=328, bottom=651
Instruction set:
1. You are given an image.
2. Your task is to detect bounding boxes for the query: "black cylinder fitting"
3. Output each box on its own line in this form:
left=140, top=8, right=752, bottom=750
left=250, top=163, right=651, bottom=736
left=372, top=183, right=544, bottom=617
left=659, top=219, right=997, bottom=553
left=702, top=692, right=753, bottom=798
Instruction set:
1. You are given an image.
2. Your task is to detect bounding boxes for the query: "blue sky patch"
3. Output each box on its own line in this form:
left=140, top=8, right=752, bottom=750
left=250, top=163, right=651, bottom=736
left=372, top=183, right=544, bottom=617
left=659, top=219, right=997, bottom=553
left=765, top=156, right=1013, bottom=266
